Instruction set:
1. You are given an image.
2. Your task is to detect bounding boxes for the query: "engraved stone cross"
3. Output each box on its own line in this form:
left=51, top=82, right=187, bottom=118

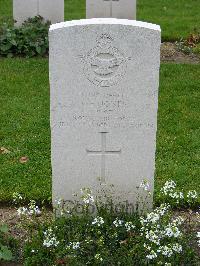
left=86, top=132, right=121, bottom=182
left=103, top=0, right=119, bottom=17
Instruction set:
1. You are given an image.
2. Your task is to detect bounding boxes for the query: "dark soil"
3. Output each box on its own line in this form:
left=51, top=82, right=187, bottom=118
left=161, top=42, right=200, bottom=64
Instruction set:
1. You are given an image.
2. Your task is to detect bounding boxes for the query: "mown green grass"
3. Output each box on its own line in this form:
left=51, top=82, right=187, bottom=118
left=0, top=59, right=51, bottom=203
left=0, top=0, right=200, bottom=40
left=0, top=59, right=199, bottom=204
left=156, top=63, right=200, bottom=196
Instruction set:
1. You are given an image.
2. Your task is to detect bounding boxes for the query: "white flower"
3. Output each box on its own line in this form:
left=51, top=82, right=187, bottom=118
left=187, top=190, right=198, bottom=201
left=140, top=180, right=151, bottom=191
left=158, top=245, right=173, bottom=257
left=29, top=205, right=41, bottom=216
left=157, top=204, right=170, bottom=216
left=164, top=227, right=174, bottom=237
left=169, top=191, right=184, bottom=200
left=17, top=207, right=28, bottom=216
left=18, top=200, right=41, bottom=216
left=161, top=180, right=176, bottom=195
left=83, top=195, right=94, bottom=204
left=143, top=243, right=151, bottom=250
left=67, top=241, right=80, bottom=250
left=92, top=216, right=104, bottom=226
left=145, top=230, right=160, bottom=245
left=140, top=204, right=169, bottom=226
left=146, top=212, right=160, bottom=224
left=55, top=198, right=62, bottom=206
left=146, top=250, right=157, bottom=260
left=197, top=232, right=200, bottom=247
left=164, top=224, right=182, bottom=238
left=172, top=243, right=182, bottom=253
left=125, top=221, right=135, bottom=231
left=95, top=253, right=103, bottom=261
left=113, top=218, right=124, bottom=227
left=43, top=228, right=59, bottom=248
left=73, top=242, right=80, bottom=249
left=81, top=188, right=95, bottom=205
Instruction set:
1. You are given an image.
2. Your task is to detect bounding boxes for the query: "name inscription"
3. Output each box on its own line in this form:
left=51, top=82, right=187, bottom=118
left=51, top=88, right=156, bottom=130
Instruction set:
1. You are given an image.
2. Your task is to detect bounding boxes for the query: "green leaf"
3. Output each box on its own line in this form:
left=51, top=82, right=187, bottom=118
left=10, top=39, right=17, bottom=46
left=0, top=43, right=12, bottom=52
left=36, top=46, right=42, bottom=55
left=0, top=245, right=12, bottom=261
left=0, top=224, right=8, bottom=233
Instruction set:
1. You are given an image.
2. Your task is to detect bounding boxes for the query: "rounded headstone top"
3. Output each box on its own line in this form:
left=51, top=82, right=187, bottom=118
left=49, top=18, right=161, bottom=32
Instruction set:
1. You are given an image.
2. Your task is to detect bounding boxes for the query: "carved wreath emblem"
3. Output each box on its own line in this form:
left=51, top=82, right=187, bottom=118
left=83, top=34, right=127, bottom=87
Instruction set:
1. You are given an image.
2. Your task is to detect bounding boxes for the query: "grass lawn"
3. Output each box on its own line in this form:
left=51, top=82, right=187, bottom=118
left=0, top=59, right=199, bottom=204
left=0, top=0, right=200, bottom=40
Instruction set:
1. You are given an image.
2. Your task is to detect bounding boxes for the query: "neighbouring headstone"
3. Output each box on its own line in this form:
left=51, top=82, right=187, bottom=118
left=86, top=0, right=136, bottom=20
left=13, top=0, right=64, bottom=26
left=49, top=18, right=161, bottom=211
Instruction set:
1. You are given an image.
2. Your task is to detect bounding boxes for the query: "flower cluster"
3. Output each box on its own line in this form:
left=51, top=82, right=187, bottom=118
left=81, top=188, right=95, bottom=205
left=157, top=243, right=182, bottom=257
left=197, top=232, right=200, bottom=247
left=160, top=180, right=198, bottom=205
left=140, top=180, right=151, bottom=193
left=113, top=218, right=135, bottom=232
left=95, top=253, right=103, bottom=262
left=125, top=221, right=135, bottom=232
left=66, top=241, right=80, bottom=250
left=17, top=200, right=41, bottom=216
left=92, top=216, right=104, bottom=226
left=55, top=198, right=62, bottom=207
left=43, top=228, right=59, bottom=248
left=161, top=180, right=176, bottom=195
left=140, top=204, right=184, bottom=262
left=187, top=190, right=198, bottom=202
left=113, top=218, right=124, bottom=227
left=22, top=181, right=199, bottom=266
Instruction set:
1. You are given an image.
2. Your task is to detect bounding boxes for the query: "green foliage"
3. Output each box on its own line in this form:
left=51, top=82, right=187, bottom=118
left=0, top=16, right=50, bottom=57
left=22, top=201, right=198, bottom=266
left=0, top=224, right=13, bottom=261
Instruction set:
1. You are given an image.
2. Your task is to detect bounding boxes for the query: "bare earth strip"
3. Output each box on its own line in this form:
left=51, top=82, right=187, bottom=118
left=161, top=42, right=200, bottom=64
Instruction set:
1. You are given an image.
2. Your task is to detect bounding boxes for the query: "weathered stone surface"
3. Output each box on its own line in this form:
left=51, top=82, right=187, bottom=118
left=86, top=0, right=136, bottom=20
left=13, top=0, right=64, bottom=26
left=39, top=0, right=64, bottom=24
left=13, top=0, right=38, bottom=26
left=49, top=19, right=161, bottom=210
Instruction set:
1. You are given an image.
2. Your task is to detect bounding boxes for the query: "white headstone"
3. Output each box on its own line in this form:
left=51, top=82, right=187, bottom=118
left=39, top=0, right=64, bottom=24
left=13, top=0, right=38, bottom=26
left=13, top=0, right=64, bottom=26
left=86, top=0, right=136, bottom=20
left=49, top=19, right=161, bottom=211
